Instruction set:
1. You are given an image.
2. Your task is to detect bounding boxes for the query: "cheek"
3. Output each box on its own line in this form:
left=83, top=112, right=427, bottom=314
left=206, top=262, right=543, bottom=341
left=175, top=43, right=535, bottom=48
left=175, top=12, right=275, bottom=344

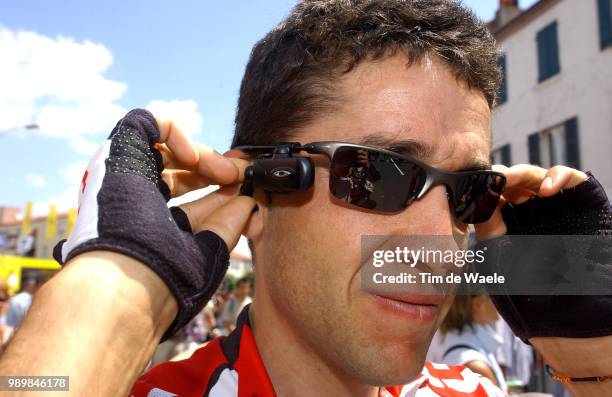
left=296, top=166, right=367, bottom=260
left=262, top=167, right=369, bottom=297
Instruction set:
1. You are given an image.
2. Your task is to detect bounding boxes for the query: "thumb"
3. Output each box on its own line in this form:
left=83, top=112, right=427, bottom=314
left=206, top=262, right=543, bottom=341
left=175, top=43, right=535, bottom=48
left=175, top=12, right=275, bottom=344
left=192, top=195, right=256, bottom=251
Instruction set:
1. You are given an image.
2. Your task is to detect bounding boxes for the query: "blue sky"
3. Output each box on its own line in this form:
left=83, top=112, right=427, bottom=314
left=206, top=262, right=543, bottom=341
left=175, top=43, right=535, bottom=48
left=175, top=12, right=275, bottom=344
left=1, top=0, right=537, bottom=214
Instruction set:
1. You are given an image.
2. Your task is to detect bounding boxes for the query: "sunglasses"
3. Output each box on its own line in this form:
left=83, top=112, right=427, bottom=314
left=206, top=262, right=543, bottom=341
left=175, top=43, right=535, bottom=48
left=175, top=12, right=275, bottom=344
left=235, top=141, right=506, bottom=224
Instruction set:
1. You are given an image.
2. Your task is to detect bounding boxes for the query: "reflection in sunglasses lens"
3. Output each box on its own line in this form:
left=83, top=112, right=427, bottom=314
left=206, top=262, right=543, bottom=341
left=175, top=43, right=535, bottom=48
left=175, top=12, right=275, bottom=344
left=330, top=147, right=426, bottom=212
left=452, top=174, right=504, bottom=223
left=329, top=146, right=504, bottom=223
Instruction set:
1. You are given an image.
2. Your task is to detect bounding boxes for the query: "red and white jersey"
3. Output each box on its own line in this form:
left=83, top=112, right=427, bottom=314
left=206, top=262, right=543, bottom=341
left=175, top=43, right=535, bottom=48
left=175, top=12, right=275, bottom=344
left=131, top=307, right=505, bottom=397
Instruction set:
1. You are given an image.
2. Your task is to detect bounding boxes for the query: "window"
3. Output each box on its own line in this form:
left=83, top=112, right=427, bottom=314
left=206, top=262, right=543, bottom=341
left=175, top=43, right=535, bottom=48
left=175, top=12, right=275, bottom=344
left=492, top=144, right=512, bottom=166
left=599, top=0, right=612, bottom=49
left=497, top=54, right=508, bottom=104
left=536, top=21, right=560, bottom=82
left=527, top=117, right=580, bottom=169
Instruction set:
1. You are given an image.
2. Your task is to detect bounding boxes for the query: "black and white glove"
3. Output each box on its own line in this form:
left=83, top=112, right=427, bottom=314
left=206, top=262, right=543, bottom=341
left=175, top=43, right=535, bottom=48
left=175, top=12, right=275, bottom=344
left=53, top=109, right=243, bottom=340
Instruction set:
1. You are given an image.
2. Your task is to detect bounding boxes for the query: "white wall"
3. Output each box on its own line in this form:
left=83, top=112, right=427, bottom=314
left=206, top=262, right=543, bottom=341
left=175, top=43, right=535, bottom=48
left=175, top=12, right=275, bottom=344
left=493, top=0, right=612, bottom=196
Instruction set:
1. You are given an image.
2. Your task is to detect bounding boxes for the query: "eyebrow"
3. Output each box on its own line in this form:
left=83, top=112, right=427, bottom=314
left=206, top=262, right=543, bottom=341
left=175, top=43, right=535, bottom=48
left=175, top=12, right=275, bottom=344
left=355, top=134, right=491, bottom=171
left=357, top=136, right=434, bottom=159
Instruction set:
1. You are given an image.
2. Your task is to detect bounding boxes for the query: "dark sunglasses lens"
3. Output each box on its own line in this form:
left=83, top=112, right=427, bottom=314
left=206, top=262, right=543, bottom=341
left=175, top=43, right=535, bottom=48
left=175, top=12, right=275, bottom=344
left=451, top=173, right=505, bottom=224
left=330, top=147, right=426, bottom=212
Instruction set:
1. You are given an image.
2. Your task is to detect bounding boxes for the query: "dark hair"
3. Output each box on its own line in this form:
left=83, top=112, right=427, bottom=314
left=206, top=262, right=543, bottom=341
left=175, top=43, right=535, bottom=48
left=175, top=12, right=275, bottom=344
left=232, top=0, right=500, bottom=148
left=236, top=277, right=251, bottom=287
left=439, top=294, right=476, bottom=335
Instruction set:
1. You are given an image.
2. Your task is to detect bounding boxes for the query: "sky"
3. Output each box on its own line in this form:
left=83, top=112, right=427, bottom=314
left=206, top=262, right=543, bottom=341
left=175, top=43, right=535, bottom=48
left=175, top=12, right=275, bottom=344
left=1, top=0, right=539, bottom=216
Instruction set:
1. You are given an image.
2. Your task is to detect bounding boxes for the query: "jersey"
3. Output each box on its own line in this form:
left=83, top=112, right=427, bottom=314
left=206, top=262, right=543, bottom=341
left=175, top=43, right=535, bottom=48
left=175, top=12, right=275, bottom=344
left=131, top=306, right=505, bottom=397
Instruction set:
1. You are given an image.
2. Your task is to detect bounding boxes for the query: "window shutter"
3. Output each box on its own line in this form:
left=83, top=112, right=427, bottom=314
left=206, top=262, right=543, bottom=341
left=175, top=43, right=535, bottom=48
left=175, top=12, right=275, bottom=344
left=599, top=0, right=612, bottom=49
left=564, top=117, right=580, bottom=169
left=550, top=23, right=560, bottom=76
left=528, top=133, right=541, bottom=165
left=501, top=144, right=512, bottom=166
left=537, top=22, right=560, bottom=82
left=537, top=29, right=547, bottom=81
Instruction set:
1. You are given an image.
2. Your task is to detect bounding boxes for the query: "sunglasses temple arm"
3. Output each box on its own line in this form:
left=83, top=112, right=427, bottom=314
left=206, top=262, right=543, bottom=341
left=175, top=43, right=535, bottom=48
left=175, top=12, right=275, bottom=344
left=302, top=142, right=339, bottom=160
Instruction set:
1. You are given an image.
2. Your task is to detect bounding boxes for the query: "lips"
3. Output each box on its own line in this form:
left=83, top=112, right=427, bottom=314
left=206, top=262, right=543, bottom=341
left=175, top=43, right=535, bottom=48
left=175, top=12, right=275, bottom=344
left=371, top=293, right=442, bottom=322
left=380, top=293, right=445, bottom=305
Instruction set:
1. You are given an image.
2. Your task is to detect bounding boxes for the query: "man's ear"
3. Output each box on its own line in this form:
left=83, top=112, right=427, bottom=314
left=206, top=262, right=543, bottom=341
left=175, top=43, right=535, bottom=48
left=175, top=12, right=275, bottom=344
left=242, top=192, right=265, bottom=240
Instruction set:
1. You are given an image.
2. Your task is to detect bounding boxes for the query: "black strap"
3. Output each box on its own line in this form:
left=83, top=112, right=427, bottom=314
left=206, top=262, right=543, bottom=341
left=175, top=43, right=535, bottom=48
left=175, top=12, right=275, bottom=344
left=442, top=344, right=478, bottom=360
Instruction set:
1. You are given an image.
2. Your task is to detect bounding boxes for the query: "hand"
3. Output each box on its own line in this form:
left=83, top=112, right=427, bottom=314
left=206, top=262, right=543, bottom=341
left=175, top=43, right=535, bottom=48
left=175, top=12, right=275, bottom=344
left=54, top=109, right=256, bottom=340
left=470, top=164, right=612, bottom=386
left=474, top=164, right=588, bottom=238
left=154, top=118, right=254, bottom=245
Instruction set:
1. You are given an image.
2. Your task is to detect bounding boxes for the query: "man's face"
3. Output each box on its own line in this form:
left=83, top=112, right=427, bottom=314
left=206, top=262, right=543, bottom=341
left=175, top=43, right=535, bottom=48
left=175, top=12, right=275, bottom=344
left=235, top=281, right=251, bottom=299
left=256, top=54, right=491, bottom=385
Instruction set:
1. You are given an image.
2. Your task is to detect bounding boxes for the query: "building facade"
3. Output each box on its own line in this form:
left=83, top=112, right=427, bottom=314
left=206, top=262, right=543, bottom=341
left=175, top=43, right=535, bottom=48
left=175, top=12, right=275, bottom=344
left=490, top=0, right=612, bottom=197
left=0, top=209, right=71, bottom=259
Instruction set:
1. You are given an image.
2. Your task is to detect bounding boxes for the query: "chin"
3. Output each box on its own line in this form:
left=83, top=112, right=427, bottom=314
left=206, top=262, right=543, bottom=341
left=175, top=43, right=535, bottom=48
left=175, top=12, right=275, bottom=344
left=347, top=344, right=428, bottom=387
left=339, top=295, right=441, bottom=384
left=338, top=318, right=433, bottom=385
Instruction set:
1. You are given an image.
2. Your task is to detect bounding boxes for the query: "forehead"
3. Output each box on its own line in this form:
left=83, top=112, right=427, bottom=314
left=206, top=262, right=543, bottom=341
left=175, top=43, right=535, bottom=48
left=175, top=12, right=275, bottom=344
left=297, top=54, right=492, bottom=170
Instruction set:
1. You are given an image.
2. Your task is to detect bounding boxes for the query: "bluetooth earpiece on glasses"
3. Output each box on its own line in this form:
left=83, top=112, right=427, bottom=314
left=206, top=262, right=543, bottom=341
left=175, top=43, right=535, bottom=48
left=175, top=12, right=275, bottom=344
left=234, top=141, right=506, bottom=224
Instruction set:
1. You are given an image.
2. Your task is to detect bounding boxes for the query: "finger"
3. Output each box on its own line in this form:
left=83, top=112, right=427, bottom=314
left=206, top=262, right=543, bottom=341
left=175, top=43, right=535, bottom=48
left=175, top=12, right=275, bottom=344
left=179, top=185, right=242, bottom=228
left=501, top=186, right=537, bottom=205
left=492, top=166, right=535, bottom=204
left=223, top=149, right=251, bottom=160
left=495, top=164, right=548, bottom=191
left=155, top=118, right=199, bottom=167
left=194, top=144, right=251, bottom=185
left=159, top=141, right=250, bottom=187
left=227, top=157, right=251, bottom=182
left=491, top=164, right=509, bottom=173
left=155, top=143, right=196, bottom=171
left=162, top=170, right=215, bottom=198
left=160, top=144, right=250, bottom=179
left=195, top=196, right=257, bottom=249
left=537, top=166, right=588, bottom=198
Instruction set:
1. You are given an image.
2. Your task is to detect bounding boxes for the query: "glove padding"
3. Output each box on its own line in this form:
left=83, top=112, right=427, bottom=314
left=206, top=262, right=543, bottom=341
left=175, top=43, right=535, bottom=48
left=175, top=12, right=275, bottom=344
left=54, top=109, right=229, bottom=341
left=475, top=172, right=612, bottom=343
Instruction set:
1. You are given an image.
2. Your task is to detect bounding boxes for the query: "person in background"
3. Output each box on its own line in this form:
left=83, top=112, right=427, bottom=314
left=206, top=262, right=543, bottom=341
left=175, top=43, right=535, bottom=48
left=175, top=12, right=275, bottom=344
left=211, top=291, right=225, bottom=322
left=220, top=277, right=252, bottom=333
left=6, top=276, right=39, bottom=329
left=496, top=318, right=534, bottom=394
left=186, top=300, right=217, bottom=345
left=428, top=291, right=507, bottom=393
left=166, top=301, right=219, bottom=363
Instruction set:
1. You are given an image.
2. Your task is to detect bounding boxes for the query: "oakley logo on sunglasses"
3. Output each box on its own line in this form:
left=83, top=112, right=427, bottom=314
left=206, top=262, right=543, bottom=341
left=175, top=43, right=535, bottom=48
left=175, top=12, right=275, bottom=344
left=271, top=168, right=294, bottom=178
left=236, top=141, right=506, bottom=224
